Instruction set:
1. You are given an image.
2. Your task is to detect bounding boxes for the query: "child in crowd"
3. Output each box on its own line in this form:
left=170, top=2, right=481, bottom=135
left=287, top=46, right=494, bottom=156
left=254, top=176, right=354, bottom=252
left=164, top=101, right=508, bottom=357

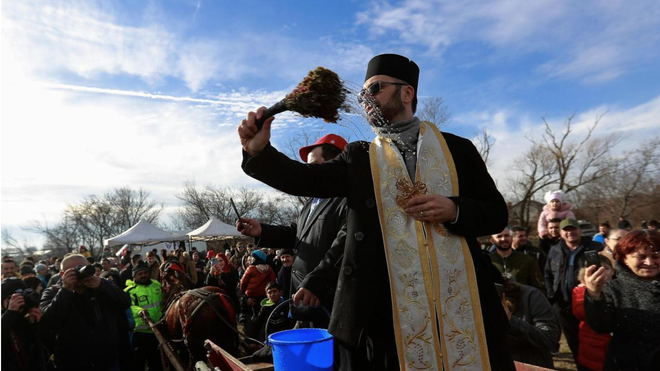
left=538, top=190, right=575, bottom=238
left=252, top=282, right=295, bottom=342
left=572, top=256, right=614, bottom=371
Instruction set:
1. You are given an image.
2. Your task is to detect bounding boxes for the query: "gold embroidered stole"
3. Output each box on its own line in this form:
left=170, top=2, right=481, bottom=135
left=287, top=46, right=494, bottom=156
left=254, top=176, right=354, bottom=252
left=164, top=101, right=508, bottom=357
left=369, top=122, right=491, bottom=371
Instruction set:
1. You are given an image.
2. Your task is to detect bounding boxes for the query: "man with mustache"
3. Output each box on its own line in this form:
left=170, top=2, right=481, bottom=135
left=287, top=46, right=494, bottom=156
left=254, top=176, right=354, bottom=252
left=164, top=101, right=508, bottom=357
left=237, top=54, right=514, bottom=371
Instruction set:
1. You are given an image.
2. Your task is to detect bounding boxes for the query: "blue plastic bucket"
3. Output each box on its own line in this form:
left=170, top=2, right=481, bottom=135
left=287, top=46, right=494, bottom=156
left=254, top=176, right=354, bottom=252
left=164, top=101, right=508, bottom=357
left=268, top=328, right=334, bottom=371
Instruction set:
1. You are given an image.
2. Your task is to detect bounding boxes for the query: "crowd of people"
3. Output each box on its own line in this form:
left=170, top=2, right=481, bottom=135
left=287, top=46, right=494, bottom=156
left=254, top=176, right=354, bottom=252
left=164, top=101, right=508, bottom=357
left=3, top=53, right=660, bottom=371
left=485, top=214, right=660, bottom=370
left=1, top=241, right=306, bottom=371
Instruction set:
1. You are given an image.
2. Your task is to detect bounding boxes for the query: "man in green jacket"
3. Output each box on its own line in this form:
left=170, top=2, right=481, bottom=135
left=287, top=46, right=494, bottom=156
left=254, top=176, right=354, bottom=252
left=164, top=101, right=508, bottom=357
left=125, top=260, right=163, bottom=371
left=489, top=228, right=545, bottom=293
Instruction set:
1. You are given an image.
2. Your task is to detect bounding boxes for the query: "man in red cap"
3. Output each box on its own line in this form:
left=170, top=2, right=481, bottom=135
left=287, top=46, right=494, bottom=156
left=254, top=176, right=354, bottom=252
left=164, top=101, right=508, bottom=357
left=238, top=54, right=513, bottom=371
left=237, top=133, right=348, bottom=326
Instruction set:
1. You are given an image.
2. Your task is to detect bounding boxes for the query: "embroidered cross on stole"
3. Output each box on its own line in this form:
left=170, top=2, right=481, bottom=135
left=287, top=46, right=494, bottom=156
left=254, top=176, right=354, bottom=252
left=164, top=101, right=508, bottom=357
left=369, top=122, right=491, bottom=371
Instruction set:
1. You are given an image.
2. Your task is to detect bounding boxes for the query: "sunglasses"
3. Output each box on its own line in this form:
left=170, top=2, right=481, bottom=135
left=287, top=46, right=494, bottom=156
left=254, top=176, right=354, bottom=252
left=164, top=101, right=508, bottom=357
left=357, top=81, right=408, bottom=104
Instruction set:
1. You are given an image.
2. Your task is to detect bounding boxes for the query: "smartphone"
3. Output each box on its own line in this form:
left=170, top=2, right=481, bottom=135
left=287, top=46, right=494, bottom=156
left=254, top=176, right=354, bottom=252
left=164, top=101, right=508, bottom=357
left=230, top=198, right=241, bottom=221
left=584, top=250, right=601, bottom=269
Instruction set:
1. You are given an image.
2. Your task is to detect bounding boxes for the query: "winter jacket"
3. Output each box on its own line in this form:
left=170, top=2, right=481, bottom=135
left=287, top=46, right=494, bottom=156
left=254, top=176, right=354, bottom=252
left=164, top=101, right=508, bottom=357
left=507, top=284, right=560, bottom=369
left=2, top=309, right=45, bottom=371
left=572, top=284, right=610, bottom=371
left=584, top=262, right=660, bottom=371
left=40, top=280, right=131, bottom=370
left=537, top=202, right=575, bottom=238
left=148, top=262, right=161, bottom=281
left=251, top=297, right=295, bottom=341
left=544, top=238, right=603, bottom=304
left=181, top=257, right=198, bottom=285
left=277, top=265, right=293, bottom=300
left=514, top=243, right=547, bottom=274
left=124, top=279, right=163, bottom=333
left=489, top=250, right=545, bottom=292
left=240, top=264, right=276, bottom=297
left=205, top=270, right=240, bottom=310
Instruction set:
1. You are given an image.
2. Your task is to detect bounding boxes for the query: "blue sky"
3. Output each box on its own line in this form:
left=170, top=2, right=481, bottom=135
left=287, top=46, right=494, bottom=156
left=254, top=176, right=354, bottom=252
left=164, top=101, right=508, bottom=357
left=2, top=0, right=660, bottom=248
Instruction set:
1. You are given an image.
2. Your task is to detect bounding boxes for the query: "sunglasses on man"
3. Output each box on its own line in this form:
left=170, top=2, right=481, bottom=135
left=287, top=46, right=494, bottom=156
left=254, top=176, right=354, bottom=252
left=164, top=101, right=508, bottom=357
left=357, top=81, right=408, bottom=104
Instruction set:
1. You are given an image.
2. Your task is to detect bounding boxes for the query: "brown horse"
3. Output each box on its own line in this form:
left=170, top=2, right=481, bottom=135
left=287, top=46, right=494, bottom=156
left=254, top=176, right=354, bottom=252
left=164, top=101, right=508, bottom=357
left=161, top=260, right=239, bottom=369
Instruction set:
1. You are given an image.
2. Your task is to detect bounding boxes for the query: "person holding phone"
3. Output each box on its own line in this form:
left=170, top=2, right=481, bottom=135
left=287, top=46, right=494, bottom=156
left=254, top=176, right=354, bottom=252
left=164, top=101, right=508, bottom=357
left=584, top=230, right=660, bottom=370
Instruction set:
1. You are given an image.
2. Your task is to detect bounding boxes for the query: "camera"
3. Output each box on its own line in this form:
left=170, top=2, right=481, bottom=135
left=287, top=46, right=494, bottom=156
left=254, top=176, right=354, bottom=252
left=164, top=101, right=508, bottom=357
left=16, top=289, right=40, bottom=310
left=75, top=265, right=96, bottom=280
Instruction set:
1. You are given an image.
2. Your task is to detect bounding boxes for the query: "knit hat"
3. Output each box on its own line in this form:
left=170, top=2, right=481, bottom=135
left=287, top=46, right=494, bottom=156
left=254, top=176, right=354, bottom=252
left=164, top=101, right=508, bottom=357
left=278, top=248, right=295, bottom=257
left=35, top=264, right=48, bottom=273
left=20, top=265, right=35, bottom=276
left=1, top=277, right=27, bottom=302
left=250, top=250, right=267, bottom=265
left=132, top=260, right=149, bottom=277
left=544, top=190, right=564, bottom=204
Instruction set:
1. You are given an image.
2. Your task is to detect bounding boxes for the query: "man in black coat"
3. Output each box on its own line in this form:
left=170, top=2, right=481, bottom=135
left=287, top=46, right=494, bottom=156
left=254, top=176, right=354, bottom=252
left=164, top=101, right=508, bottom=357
left=40, top=254, right=131, bottom=371
left=237, top=134, right=348, bottom=320
left=544, top=218, right=603, bottom=360
left=237, top=54, right=514, bottom=371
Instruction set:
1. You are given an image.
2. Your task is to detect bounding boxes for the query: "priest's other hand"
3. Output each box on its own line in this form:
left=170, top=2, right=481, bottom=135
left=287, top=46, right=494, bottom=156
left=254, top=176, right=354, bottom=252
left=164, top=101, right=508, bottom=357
left=236, top=217, right=262, bottom=238
left=404, top=194, right=457, bottom=223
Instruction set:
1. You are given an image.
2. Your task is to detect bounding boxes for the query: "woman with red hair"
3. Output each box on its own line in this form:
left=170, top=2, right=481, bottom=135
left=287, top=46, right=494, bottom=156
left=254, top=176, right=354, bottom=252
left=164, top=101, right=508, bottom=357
left=205, top=253, right=239, bottom=310
left=584, top=229, right=660, bottom=370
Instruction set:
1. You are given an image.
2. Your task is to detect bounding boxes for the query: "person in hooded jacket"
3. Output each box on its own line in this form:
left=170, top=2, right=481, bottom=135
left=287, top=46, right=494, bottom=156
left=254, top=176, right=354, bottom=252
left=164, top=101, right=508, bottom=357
left=239, top=250, right=276, bottom=320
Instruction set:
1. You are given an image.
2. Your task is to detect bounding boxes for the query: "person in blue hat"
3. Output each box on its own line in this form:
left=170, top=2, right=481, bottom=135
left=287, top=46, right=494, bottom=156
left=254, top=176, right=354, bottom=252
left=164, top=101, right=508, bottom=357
left=239, top=250, right=276, bottom=329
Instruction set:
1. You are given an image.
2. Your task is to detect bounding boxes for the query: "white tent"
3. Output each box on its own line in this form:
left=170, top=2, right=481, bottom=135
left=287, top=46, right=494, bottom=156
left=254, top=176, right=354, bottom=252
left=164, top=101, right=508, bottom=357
left=104, top=220, right=189, bottom=247
left=187, top=217, right=244, bottom=240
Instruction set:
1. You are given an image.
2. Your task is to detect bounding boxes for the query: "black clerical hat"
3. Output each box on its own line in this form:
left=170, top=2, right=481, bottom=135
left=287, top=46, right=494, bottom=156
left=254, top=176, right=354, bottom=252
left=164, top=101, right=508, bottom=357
left=365, top=54, right=419, bottom=100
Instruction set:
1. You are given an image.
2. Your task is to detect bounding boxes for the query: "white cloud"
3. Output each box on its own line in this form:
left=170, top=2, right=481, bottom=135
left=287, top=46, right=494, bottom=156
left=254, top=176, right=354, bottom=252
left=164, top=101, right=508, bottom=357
left=357, top=0, right=660, bottom=83
left=2, top=0, right=285, bottom=92
left=455, top=93, right=660, bottom=192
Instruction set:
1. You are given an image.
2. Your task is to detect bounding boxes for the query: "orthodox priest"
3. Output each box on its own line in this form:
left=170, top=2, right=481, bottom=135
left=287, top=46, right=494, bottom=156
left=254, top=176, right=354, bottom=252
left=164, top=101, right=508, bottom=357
left=237, top=54, right=515, bottom=371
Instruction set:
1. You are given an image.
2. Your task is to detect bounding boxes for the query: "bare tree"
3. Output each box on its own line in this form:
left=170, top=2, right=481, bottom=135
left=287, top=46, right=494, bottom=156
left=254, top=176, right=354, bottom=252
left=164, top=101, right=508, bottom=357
left=418, top=97, right=451, bottom=128
left=504, top=111, right=620, bottom=229
left=28, top=217, right=82, bottom=258
left=282, top=131, right=315, bottom=163
left=578, top=137, right=660, bottom=222
left=1, top=228, right=39, bottom=260
left=475, top=127, right=495, bottom=165
left=507, top=146, right=557, bottom=227
left=536, top=113, right=618, bottom=194
left=28, top=187, right=163, bottom=257
left=172, top=183, right=299, bottom=230
left=107, top=187, right=162, bottom=232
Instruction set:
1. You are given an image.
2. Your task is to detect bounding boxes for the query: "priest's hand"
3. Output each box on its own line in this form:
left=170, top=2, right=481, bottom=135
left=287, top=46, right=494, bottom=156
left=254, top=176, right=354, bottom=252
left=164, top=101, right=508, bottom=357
left=236, top=217, right=262, bottom=238
left=238, top=107, right=273, bottom=156
left=404, top=195, right=457, bottom=223
left=293, top=287, right=321, bottom=308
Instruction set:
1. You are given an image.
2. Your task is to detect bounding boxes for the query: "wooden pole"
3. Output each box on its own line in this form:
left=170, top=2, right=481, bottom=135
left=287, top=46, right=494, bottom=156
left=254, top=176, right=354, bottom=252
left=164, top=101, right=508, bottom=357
left=139, top=310, right=187, bottom=371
